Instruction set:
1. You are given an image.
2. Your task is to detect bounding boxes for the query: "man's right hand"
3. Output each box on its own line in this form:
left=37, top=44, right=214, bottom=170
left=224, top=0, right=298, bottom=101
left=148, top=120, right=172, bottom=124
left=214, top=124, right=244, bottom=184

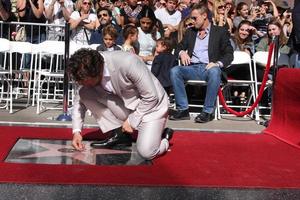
left=180, top=51, right=191, bottom=66
left=72, top=133, right=85, bottom=151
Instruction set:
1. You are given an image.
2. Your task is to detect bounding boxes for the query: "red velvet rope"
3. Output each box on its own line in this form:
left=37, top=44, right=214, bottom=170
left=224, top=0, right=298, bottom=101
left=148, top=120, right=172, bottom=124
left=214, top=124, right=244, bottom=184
left=218, top=42, right=275, bottom=117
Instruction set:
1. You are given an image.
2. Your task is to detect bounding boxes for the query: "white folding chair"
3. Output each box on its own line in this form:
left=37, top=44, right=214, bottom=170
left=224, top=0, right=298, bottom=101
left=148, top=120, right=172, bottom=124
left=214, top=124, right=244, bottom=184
left=9, top=41, right=34, bottom=112
left=0, top=38, right=12, bottom=112
left=252, top=51, right=278, bottom=120
left=89, top=43, right=99, bottom=50
left=219, top=51, right=257, bottom=119
left=70, top=42, right=90, bottom=55
left=35, top=40, right=68, bottom=114
left=30, top=43, right=42, bottom=106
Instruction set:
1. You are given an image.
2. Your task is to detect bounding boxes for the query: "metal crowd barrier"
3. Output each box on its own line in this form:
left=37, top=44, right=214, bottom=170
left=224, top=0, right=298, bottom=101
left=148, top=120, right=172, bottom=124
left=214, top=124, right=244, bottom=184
left=0, top=21, right=71, bottom=120
left=0, top=21, right=65, bottom=42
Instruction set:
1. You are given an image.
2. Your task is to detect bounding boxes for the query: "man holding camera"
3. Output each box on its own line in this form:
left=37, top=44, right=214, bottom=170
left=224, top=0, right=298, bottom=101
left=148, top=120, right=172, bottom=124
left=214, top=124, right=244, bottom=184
left=252, top=0, right=279, bottom=39
left=44, top=0, right=74, bottom=41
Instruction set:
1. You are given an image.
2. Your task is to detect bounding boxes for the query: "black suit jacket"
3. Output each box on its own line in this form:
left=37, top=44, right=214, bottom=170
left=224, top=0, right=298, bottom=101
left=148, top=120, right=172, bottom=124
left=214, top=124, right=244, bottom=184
left=175, top=25, right=233, bottom=67
left=151, top=52, right=176, bottom=87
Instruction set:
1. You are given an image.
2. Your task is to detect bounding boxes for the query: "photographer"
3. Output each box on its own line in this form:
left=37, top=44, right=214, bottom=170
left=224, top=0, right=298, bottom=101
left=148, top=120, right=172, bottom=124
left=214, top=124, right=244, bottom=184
left=252, top=0, right=279, bottom=41
left=44, top=0, right=74, bottom=41
left=69, top=0, right=97, bottom=45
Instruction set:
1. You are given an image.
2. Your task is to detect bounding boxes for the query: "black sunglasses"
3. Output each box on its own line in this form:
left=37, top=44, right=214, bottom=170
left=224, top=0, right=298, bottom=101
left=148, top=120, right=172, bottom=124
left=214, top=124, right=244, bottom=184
left=83, top=2, right=92, bottom=5
left=190, top=16, right=197, bottom=21
left=98, top=13, right=108, bottom=17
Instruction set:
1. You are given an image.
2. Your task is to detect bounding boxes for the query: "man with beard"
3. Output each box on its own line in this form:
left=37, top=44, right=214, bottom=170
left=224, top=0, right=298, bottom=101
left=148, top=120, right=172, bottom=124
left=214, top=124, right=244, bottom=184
left=90, top=8, right=122, bottom=45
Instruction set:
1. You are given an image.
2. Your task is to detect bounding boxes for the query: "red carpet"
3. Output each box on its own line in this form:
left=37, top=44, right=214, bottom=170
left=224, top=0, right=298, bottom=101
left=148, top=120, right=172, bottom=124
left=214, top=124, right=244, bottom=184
left=1, top=126, right=300, bottom=188
left=263, top=68, right=300, bottom=148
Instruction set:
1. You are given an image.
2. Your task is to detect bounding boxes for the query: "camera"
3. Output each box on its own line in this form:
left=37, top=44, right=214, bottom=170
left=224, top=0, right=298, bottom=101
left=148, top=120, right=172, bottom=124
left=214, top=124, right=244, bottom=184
left=247, top=29, right=255, bottom=35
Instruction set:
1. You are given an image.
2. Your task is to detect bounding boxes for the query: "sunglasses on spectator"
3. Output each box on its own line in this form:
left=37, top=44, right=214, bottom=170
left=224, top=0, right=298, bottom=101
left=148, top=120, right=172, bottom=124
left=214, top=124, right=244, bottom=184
left=140, top=21, right=152, bottom=25
left=186, top=23, right=194, bottom=27
left=98, top=13, right=108, bottom=17
left=83, top=2, right=92, bottom=5
left=190, top=16, right=197, bottom=21
left=218, top=5, right=225, bottom=9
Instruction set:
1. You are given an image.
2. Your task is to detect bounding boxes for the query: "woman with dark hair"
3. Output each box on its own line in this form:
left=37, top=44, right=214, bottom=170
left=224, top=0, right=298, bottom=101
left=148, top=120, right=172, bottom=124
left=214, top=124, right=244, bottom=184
left=256, top=18, right=290, bottom=82
left=225, top=20, right=256, bottom=102
left=230, top=20, right=256, bottom=55
left=120, top=0, right=144, bottom=27
left=137, top=6, right=161, bottom=70
left=256, top=18, right=290, bottom=56
left=233, top=2, right=255, bottom=29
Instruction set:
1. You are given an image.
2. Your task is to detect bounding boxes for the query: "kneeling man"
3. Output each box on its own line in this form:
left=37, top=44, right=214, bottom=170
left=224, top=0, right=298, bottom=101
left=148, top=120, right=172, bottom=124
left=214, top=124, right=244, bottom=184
left=68, top=49, right=173, bottom=160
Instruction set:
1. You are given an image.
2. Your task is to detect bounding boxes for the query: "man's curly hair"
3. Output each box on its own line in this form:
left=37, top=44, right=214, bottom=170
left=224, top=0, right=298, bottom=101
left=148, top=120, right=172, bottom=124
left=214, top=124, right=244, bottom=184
left=67, top=48, right=104, bottom=82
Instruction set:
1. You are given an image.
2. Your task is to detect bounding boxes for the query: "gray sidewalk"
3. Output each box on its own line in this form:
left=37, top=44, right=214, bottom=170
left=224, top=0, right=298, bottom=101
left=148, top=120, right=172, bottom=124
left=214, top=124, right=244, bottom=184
left=0, top=104, right=265, bottom=133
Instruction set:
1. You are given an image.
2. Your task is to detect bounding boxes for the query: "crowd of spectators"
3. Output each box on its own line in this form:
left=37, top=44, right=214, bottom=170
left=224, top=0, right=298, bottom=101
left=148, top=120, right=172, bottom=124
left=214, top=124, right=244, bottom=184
left=1, top=0, right=300, bottom=122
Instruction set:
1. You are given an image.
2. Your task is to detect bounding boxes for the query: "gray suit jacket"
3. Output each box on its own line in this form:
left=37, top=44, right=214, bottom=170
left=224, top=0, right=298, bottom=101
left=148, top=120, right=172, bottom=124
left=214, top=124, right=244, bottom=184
left=72, top=51, right=168, bottom=131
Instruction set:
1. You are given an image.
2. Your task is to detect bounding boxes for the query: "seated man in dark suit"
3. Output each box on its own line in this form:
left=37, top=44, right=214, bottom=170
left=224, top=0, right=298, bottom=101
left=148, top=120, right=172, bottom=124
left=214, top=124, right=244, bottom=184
left=169, top=4, right=233, bottom=123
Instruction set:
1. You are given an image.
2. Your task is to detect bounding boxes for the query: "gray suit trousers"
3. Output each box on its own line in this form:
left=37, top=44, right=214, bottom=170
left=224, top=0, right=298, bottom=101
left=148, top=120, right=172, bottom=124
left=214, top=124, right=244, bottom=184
left=79, top=86, right=169, bottom=160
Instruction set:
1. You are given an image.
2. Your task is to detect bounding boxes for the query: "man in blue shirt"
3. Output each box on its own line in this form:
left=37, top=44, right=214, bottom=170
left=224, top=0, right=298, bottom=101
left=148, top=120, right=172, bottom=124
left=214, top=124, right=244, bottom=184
left=169, top=4, right=233, bottom=123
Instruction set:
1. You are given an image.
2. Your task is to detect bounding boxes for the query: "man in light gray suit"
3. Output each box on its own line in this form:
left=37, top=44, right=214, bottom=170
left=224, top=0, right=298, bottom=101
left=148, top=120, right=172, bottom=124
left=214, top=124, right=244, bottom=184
left=68, top=49, right=173, bottom=160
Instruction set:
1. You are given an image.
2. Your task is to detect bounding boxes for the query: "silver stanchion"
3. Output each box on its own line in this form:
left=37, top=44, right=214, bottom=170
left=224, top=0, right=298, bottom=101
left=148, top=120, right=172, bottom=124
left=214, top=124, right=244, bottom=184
left=57, top=22, right=72, bottom=121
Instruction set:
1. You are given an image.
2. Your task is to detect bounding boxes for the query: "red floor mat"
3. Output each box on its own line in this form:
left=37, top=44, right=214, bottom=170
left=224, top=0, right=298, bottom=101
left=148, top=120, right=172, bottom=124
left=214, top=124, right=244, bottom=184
left=1, top=126, right=300, bottom=188
left=264, top=68, right=300, bottom=148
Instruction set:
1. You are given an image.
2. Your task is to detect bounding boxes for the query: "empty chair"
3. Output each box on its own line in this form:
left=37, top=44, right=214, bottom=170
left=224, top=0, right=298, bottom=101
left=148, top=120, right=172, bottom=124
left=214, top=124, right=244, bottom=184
left=219, top=51, right=257, bottom=119
left=9, top=41, right=34, bottom=112
left=35, top=40, right=69, bottom=114
left=252, top=50, right=282, bottom=120
left=0, top=38, right=12, bottom=112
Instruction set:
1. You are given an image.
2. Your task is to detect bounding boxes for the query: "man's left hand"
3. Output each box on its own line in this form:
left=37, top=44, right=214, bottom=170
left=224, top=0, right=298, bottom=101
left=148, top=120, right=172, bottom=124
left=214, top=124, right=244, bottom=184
left=206, top=62, right=219, bottom=70
left=122, top=119, right=134, bottom=133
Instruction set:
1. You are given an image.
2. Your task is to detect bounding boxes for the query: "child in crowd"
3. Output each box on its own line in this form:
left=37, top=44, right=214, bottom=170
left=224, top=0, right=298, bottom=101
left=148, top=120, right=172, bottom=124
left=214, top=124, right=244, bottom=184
left=151, top=37, right=176, bottom=95
left=96, top=25, right=122, bottom=51
left=122, top=24, right=139, bottom=54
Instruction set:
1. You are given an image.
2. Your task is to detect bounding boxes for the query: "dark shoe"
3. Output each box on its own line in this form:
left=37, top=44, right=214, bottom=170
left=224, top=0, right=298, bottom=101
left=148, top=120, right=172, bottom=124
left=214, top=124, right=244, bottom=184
left=194, top=112, right=214, bottom=123
left=169, top=109, right=190, bottom=120
left=90, top=127, right=132, bottom=148
left=161, top=127, right=174, bottom=141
